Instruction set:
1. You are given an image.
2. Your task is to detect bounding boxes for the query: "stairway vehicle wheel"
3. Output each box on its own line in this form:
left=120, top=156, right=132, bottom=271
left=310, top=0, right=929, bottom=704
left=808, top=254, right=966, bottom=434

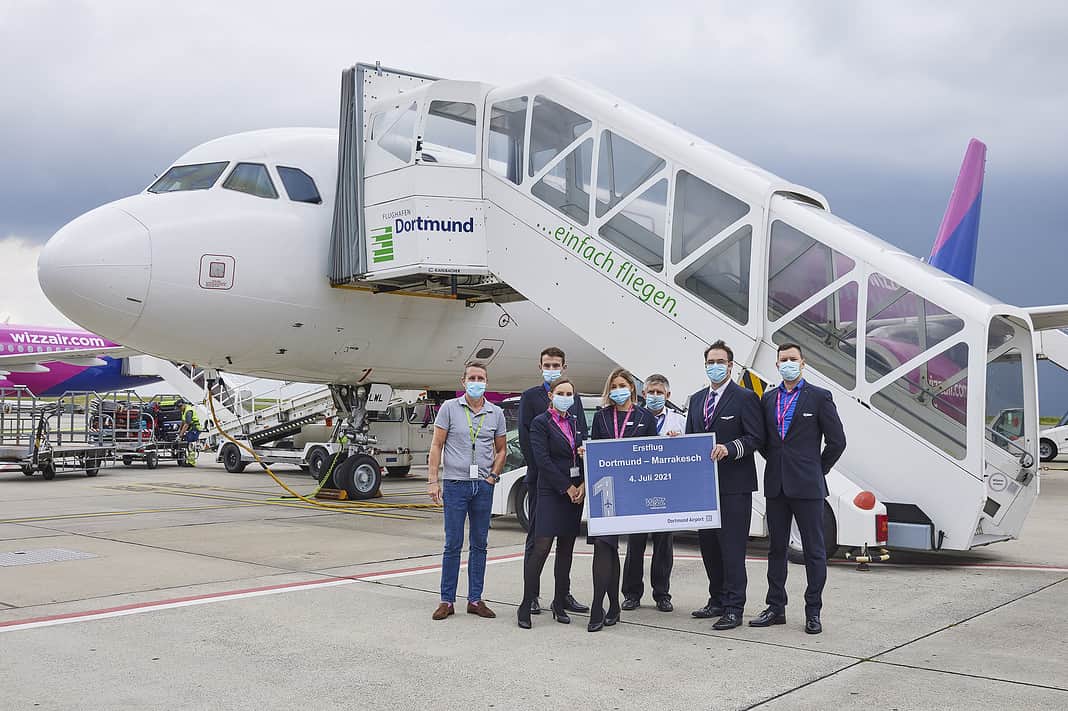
left=85, top=457, right=100, bottom=477
left=515, top=480, right=531, bottom=532
left=788, top=503, right=839, bottom=563
left=1039, top=438, right=1057, bottom=463
left=334, top=453, right=383, bottom=500
left=386, top=466, right=411, bottom=478
left=221, top=443, right=247, bottom=473
left=41, top=462, right=56, bottom=480
left=145, top=453, right=159, bottom=469
left=21, top=464, right=34, bottom=476
left=122, top=456, right=133, bottom=466
left=307, top=447, right=329, bottom=482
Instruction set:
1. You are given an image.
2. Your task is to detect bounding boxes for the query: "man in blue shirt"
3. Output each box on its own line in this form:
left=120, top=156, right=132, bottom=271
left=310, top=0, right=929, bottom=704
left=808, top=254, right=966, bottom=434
left=517, top=347, right=589, bottom=615
left=752, top=343, right=846, bottom=635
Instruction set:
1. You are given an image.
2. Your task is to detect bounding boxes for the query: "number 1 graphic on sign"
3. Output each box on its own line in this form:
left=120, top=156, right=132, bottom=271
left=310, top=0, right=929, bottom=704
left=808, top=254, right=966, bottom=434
left=592, top=476, right=615, bottom=517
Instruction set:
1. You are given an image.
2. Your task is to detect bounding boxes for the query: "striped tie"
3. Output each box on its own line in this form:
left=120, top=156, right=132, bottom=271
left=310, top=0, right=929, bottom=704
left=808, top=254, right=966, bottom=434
left=703, top=389, right=718, bottom=429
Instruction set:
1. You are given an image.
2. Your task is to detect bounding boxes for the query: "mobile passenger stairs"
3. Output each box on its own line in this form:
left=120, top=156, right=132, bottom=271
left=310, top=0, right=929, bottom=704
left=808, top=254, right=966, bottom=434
left=326, top=63, right=1068, bottom=557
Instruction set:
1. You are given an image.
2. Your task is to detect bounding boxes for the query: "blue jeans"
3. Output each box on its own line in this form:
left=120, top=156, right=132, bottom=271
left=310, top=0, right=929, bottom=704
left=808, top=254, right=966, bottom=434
left=440, top=479, right=494, bottom=604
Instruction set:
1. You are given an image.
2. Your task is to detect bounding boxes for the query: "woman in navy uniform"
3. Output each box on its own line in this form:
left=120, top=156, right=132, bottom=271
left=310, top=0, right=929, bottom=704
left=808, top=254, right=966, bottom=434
left=518, top=378, right=585, bottom=629
left=586, top=367, right=658, bottom=632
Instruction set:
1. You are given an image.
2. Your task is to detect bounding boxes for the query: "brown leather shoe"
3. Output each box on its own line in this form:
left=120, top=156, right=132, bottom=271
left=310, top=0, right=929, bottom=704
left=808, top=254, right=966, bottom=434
left=466, top=601, right=496, bottom=618
left=432, top=602, right=454, bottom=620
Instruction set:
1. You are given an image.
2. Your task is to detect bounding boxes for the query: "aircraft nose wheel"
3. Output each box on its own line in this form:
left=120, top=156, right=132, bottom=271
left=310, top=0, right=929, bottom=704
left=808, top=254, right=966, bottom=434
left=334, top=453, right=383, bottom=500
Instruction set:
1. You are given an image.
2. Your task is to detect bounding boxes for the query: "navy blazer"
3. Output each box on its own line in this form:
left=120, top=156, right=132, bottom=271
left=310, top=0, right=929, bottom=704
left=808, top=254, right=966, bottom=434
left=529, top=411, right=582, bottom=496
left=590, top=405, right=658, bottom=441
left=684, top=380, right=765, bottom=495
left=518, top=384, right=587, bottom=486
left=760, top=381, right=846, bottom=499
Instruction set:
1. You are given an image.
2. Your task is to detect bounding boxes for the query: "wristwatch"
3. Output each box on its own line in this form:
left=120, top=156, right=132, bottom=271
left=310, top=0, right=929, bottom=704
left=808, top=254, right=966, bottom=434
left=488, top=473, right=501, bottom=483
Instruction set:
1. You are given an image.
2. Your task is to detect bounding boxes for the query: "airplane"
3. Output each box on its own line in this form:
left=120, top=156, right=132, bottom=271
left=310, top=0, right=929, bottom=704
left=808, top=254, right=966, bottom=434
left=0, top=323, right=158, bottom=396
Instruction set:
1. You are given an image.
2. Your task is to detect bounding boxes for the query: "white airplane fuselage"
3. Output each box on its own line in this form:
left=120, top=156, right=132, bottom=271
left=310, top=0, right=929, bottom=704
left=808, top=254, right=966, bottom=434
left=37, top=128, right=614, bottom=393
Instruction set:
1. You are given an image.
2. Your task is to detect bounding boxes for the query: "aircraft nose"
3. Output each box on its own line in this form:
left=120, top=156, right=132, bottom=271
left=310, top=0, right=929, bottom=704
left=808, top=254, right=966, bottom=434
left=38, top=205, right=150, bottom=341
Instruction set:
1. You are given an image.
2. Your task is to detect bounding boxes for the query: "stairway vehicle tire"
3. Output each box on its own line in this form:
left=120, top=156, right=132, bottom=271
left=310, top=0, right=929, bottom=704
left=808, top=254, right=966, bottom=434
left=386, top=466, right=411, bottom=478
left=41, top=462, right=56, bottom=480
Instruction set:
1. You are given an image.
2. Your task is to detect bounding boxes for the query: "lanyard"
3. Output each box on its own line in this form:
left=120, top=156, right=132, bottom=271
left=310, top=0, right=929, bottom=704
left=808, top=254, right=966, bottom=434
left=551, top=410, right=577, bottom=465
left=613, top=408, right=633, bottom=439
left=776, top=388, right=801, bottom=439
left=465, top=406, right=486, bottom=460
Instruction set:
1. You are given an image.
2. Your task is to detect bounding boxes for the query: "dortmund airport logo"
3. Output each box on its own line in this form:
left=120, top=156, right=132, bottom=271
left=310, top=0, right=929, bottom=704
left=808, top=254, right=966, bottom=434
left=370, top=225, right=395, bottom=264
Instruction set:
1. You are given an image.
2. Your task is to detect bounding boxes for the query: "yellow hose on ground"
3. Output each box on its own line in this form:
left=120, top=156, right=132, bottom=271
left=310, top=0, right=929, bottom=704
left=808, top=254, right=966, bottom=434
left=206, top=394, right=441, bottom=511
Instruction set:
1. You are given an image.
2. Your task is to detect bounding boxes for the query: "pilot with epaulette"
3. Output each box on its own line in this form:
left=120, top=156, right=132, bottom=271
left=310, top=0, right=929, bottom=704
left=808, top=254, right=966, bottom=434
left=685, top=340, right=765, bottom=631
left=517, top=346, right=589, bottom=616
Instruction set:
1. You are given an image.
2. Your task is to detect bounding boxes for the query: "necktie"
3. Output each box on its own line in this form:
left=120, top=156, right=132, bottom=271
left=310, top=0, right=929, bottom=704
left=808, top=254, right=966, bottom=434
left=703, top=389, right=718, bottom=429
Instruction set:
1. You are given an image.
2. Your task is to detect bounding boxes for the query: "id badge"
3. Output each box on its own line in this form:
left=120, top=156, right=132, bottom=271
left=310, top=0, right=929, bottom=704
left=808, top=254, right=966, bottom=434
left=569, top=466, right=580, bottom=478
left=469, top=464, right=480, bottom=479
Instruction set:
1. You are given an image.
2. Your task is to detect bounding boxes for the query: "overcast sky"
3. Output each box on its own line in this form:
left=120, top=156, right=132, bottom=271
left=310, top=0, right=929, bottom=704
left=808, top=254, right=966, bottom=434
left=1, top=1, right=1066, bottom=411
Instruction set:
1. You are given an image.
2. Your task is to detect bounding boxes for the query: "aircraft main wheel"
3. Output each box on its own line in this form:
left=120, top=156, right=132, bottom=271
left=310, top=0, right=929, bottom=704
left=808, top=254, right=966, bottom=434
left=515, top=480, right=531, bottom=532
left=386, top=466, right=411, bottom=478
left=334, top=453, right=382, bottom=500
left=146, top=453, right=159, bottom=469
left=221, top=444, right=247, bottom=473
left=788, top=504, right=838, bottom=563
left=1040, top=439, right=1057, bottom=463
left=41, top=463, right=56, bottom=480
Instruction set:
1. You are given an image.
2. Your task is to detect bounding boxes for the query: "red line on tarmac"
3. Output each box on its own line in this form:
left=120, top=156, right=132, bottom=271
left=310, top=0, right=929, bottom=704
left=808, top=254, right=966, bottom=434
left=0, top=551, right=526, bottom=633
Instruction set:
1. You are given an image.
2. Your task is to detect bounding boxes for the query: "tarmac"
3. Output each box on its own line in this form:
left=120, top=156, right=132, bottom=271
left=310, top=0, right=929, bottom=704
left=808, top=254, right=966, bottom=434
left=1, top=458, right=1066, bottom=710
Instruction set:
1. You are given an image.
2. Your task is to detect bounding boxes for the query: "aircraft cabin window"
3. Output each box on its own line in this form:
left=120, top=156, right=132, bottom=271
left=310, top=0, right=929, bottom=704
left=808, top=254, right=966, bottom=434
left=222, top=163, right=278, bottom=199
left=277, top=166, right=322, bottom=204
left=487, top=96, right=528, bottom=184
left=422, top=101, right=477, bottom=165
left=148, top=162, right=228, bottom=193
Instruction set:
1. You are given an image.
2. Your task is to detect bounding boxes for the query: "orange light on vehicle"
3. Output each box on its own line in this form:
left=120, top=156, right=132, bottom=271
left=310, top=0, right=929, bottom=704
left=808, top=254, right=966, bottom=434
left=853, top=490, right=876, bottom=510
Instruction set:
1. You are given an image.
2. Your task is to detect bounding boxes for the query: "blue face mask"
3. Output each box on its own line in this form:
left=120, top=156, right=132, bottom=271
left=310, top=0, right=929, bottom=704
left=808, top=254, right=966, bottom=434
left=552, top=394, right=574, bottom=412
left=465, top=381, right=487, bottom=398
left=644, top=394, right=666, bottom=411
left=778, top=361, right=801, bottom=382
left=609, top=387, right=632, bottom=405
left=542, top=369, right=562, bottom=384
left=706, top=363, right=728, bottom=383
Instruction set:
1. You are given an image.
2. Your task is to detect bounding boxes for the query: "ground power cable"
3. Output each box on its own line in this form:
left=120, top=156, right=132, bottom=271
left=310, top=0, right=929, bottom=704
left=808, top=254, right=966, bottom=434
left=206, top=394, right=441, bottom=512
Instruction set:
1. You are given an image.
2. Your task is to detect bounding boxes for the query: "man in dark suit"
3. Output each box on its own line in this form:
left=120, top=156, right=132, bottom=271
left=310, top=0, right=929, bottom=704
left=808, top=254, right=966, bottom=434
left=750, top=342, right=846, bottom=635
left=517, top=346, right=589, bottom=615
left=685, top=340, right=765, bottom=631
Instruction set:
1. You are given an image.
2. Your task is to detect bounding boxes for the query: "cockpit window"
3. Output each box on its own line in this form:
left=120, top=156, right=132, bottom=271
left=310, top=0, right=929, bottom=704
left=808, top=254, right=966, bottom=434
left=277, top=166, right=322, bottom=204
left=222, top=162, right=278, bottom=199
left=148, top=162, right=228, bottom=193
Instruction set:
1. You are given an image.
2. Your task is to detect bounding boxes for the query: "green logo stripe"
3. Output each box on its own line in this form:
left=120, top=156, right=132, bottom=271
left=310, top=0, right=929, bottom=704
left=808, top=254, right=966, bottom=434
left=370, top=225, right=394, bottom=264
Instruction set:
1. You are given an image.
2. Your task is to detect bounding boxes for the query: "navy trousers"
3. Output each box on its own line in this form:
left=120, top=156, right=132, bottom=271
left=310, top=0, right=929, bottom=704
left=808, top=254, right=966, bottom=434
left=697, top=492, right=752, bottom=614
left=523, top=482, right=540, bottom=598
left=621, top=531, right=674, bottom=602
left=765, top=495, right=826, bottom=617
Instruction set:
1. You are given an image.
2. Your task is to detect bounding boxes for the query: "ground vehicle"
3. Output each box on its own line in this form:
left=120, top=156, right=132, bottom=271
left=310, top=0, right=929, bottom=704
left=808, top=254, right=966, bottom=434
left=1039, top=409, right=1068, bottom=462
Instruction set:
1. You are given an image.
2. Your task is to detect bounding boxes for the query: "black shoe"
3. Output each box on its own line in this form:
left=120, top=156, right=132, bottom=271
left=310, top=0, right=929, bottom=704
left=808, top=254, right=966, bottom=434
left=691, top=602, right=724, bottom=619
left=587, top=618, right=604, bottom=632
left=748, top=607, right=786, bottom=627
left=529, top=597, right=542, bottom=615
left=712, top=612, right=742, bottom=630
left=562, top=594, right=589, bottom=614
left=517, top=601, right=532, bottom=629
left=551, top=601, right=571, bottom=625
left=805, top=616, right=822, bottom=634
left=621, top=597, right=640, bottom=611
left=655, top=599, right=673, bottom=613
left=605, top=607, right=620, bottom=626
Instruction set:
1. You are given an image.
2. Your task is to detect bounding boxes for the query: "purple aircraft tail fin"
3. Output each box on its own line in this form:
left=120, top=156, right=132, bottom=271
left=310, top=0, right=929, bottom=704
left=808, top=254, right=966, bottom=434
left=929, top=138, right=986, bottom=284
